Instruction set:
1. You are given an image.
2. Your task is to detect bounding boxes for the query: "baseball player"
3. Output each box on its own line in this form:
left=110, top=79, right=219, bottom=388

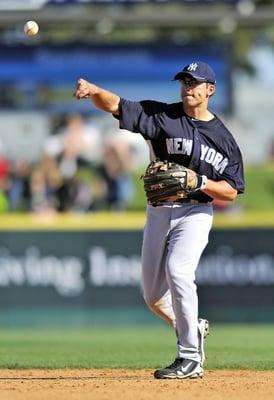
left=74, top=61, right=245, bottom=379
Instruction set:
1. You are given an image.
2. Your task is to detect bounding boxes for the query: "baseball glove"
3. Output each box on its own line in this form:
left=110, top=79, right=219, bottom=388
left=141, top=159, right=206, bottom=205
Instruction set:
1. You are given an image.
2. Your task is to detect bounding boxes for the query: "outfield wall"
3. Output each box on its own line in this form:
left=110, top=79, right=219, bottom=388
left=0, top=214, right=273, bottom=325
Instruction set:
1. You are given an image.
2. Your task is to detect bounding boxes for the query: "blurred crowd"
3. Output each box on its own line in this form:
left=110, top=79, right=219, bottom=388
left=0, top=113, right=135, bottom=214
left=0, top=111, right=249, bottom=215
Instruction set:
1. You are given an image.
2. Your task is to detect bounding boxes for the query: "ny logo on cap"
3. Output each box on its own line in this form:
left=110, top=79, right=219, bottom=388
left=187, top=63, right=198, bottom=72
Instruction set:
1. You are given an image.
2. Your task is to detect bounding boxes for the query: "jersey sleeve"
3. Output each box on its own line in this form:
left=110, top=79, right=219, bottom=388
left=116, top=98, right=166, bottom=139
left=221, top=149, right=245, bottom=194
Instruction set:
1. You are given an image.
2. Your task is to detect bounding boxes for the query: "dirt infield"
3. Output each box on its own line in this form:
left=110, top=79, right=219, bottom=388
left=0, top=369, right=273, bottom=400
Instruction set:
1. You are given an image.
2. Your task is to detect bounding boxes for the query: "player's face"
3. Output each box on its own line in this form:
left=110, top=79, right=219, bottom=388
left=179, top=78, right=215, bottom=107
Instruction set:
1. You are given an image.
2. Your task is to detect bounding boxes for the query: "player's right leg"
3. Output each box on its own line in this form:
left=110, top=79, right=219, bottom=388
left=146, top=291, right=176, bottom=328
left=141, top=205, right=172, bottom=320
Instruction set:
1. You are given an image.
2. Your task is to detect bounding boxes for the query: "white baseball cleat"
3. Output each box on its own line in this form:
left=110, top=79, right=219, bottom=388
left=198, top=318, right=209, bottom=366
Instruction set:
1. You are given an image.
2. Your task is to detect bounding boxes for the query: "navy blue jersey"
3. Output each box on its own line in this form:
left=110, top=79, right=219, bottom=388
left=116, top=98, right=245, bottom=202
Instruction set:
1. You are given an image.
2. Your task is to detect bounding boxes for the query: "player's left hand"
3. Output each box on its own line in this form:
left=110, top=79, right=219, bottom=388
left=141, top=160, right=208, bottom=206
left=185, top=167, right=208, bottom=191
left=186, top=168, right=198, bottom=189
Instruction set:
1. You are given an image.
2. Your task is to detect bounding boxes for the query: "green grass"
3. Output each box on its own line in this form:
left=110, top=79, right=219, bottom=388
left=0, top=324, right=274, bottom=370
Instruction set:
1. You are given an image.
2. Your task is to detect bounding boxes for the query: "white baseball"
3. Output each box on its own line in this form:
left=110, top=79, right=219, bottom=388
left=24, top=21, right=39, bottom=36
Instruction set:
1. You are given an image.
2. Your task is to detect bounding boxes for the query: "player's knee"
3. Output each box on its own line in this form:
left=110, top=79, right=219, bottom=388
left=166, top=263, right=194, bottom=283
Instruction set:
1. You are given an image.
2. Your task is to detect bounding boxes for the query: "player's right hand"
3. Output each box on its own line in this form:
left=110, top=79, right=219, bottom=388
left=74, top=78, right=97, bottom=99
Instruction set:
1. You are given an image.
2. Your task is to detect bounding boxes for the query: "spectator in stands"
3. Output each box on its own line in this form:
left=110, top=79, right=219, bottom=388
left=29, top=155, right=63, bottom=213
left=43, top=113, right=99, bottom=212
left=44, top=113, right=99, bottom=176
left=98, top=136, right=133, bottom=210
left=0, top=145, right=10, bottom=212
left=8, top=160, right=31, bottom=211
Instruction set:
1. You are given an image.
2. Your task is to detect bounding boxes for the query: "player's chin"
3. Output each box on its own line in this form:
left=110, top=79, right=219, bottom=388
left=183, top=96, right=197, bottom=106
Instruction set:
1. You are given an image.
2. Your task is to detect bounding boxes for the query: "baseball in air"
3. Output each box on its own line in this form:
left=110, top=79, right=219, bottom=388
left=24, top=20, right=39, bottom=36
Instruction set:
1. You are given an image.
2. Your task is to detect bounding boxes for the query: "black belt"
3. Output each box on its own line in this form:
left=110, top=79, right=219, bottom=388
left=149, top=198, right=212, bottom=206
left=175, top=198, right=210, bottom=204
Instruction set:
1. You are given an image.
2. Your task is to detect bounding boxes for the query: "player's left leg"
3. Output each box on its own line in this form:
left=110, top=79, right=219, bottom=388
left=148, top=291, right=209, bottom=365
left=154, top=203, right=213, bottom=379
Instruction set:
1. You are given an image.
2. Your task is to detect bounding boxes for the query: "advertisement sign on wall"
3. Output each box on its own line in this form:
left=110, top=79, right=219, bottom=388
left=0, top=228, right=273, bottom=322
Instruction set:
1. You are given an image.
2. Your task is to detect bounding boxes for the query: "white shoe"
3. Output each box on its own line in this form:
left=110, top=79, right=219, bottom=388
left=198, top=318, right=209, bottom=366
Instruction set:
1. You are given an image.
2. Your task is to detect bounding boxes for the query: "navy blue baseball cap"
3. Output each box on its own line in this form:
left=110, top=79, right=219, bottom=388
left=173, top=62, right=216, bottom=84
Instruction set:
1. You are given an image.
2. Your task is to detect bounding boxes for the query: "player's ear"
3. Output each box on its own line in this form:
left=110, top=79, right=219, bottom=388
left=207, top=83, right=215, bottom=97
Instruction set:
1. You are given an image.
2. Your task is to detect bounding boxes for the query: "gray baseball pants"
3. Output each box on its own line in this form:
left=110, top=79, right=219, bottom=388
left=141, top=203, right=213, bottom=362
